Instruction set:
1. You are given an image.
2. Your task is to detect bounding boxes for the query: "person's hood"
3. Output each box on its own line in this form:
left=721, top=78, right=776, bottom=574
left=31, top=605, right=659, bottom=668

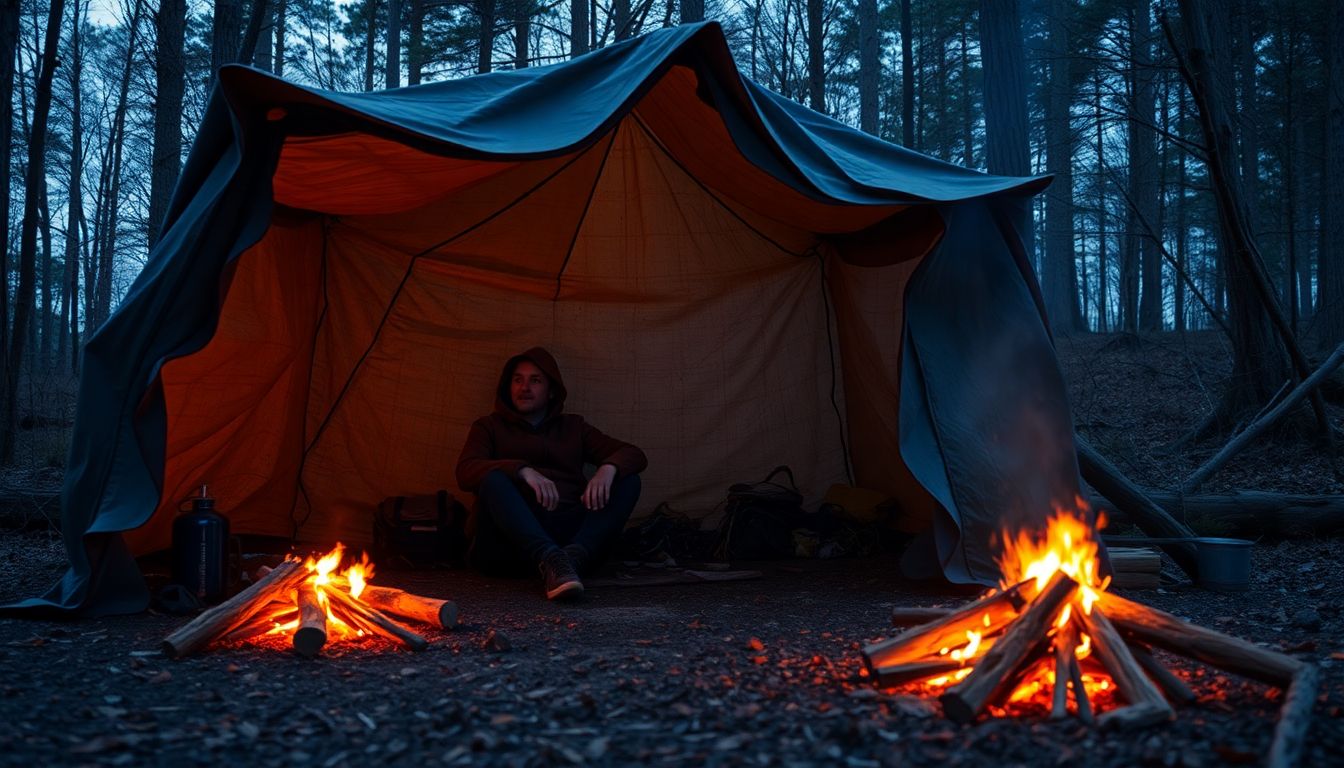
left=495, top=346, right=568, bottom=422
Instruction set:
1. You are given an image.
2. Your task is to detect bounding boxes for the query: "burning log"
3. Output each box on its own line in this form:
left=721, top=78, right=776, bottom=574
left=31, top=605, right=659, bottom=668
left=162, top=560, right=308, bottom=658
left=873, top=659, right=968, bottom=688
left=1097, top=591, right=1303, bottom=687
left=1128, top=643, right=1197, bottom=705
left=324, top=584, right=428, bottom=652
left=864, top=581, right=1027, bottom=670
left=1066, top=642, right=1095, bottom=725
left=1267, top=664, right=1320, bottom=768
left=940, top=572, right=1077, bottom=723
left=1076, top=607, right=1173, bottom=729
left=359, top=585, right=459, bottom=630
left=293, top=586, right=327, bottom=658
left=1050, top=622, right=1077, bottom=720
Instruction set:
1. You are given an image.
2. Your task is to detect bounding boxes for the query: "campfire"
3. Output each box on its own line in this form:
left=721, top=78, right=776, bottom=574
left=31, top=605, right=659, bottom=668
left=862, top=504, right=1317, bottom=761
left=161, top=544, right=457, bottom=658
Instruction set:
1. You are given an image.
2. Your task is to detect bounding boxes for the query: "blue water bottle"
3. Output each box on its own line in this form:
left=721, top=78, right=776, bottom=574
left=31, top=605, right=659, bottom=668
left=172, top=484, right=230, bottom=603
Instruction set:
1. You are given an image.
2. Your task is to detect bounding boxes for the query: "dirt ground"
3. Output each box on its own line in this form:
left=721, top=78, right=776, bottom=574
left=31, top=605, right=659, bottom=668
left=1, top=331, right=1343, bottom=766
left=1, top=529, right=1342, bottom=767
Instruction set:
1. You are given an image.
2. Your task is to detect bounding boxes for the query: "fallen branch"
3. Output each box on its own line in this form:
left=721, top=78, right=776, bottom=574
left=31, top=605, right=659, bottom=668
left=1092, top=490, right=1344, bottom=538
left=1267, top=664, right=1319, bottom=768
left=359, top=585, right=458, bottom=630
left=1076, top=436, right=1200, bottom=578
left=1182, top=343, right=1344, bottom=493
left=863, top=581, right=1027, bottom=669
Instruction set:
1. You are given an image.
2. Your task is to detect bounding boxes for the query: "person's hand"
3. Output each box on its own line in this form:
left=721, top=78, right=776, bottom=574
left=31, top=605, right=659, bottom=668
left=582, top=464, right=618, bottom=510
left=519, top=467, right=559, bottom=511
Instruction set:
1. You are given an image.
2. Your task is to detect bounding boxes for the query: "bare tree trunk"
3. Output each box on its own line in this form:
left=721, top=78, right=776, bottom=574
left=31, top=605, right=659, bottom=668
left=0, top=0, right=19, bottom=409
left=38, top=173, right=52, bottom=366
left=363, top=0, right=376, bottom=91
left=1321, top=0, right=1344, bottom=347
left=680, top=0, right=701, bottom=24
left=212, top=0, right=242, bottom=81
left=477, top=0, right=494, bottom=73
left=149, top=0, right=186, bottom=249
left=959, top=21, right=973, bottom=166
left=91, top=0, right=144, bottom=333
left=1132, top=0, right=1161, bottom=331
left=1043, top=0, right=1082, bottom=334
left=2, top=0, right=65, bottom=463
left=858, top=0, right=877, bottom=134
left=901, top=0, right=913, bottom=148
left=1095, top=69, right=1109, bottom=332
left=239, top=0, right=270, bottom=64
left=614, top=0, right=630, bottom=40
left=386, top=0, right=400, bottom=85
left=513, top=0, right=528, bottom=68
left=59, top=0, right=86, bottom=373
left=569, top=0, right=586, bottom=57
left=1168, top=0, right=1309, bottom=422
left=1174, top=96, right=1188, bottom=332
left=273, top=0, right=286, bottom=76
left=979, top=0, right=1032, bottom=257
left=806, top=0, right=823, bottom=112
left=1234, top=0, right=1259, bottom=260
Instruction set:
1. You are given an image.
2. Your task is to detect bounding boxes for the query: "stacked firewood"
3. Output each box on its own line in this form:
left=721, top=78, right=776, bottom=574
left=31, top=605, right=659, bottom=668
left=161, top=558, right=458, bottom=658
left=865, top=577, right=1316, bottom=768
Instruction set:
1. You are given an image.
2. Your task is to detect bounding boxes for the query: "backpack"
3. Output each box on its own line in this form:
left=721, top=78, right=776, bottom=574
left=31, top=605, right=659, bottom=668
left=712, top=466, right=805, bottom=561
left=373, top=491, right=467, bottom=569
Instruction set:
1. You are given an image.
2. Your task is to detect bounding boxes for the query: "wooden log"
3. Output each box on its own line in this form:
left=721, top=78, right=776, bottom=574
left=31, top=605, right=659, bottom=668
left=1076, top=435, right=1200, bottom=579
left=1266, top=664, right=1319, bottom=768
left=162, top=560, right=308, bottom=658
left=293, top=586, right=327, bottom=658
left=1107, top=547, right=1162, bottom=574
left=873, top=659, right=967, bottom=688
left=940, top=572, right=1077, bottom=723
left=324, top=585, right=428, bottom=652
left=1067, top=645, right=1094, bottom=725
left=1077, top=607, right=1172, bottom=726
left=1097, top=591, right=1303, bottom=687
left=863, top=581, right=1028, bottom=670
left=359, top=585, right=458, bottom=630
left=217, top=605, right=296, bottom=644
left=1051, top=623, right=1077, bottom=720
left=1128, top=643, right=1197, bottom=705
left=890, top=606, right=955, bottom=628
left=1092, top=491, right=1344, bottom=538
left=1183, top=344, right=1344, bottom=493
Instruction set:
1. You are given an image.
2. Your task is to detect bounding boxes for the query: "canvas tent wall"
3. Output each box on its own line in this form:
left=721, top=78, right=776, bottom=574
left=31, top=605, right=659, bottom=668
left=5, top=22, right=1081, bottom=617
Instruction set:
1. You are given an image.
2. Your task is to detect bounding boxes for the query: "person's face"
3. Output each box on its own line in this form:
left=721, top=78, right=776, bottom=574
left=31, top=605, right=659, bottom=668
left=510, top=361, right=551, bottom=417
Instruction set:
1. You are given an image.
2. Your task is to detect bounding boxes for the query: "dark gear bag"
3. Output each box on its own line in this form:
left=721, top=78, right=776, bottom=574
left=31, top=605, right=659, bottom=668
left=373, top=491, right=467, bottom=569
left=713, top=466, right=805, bottom=561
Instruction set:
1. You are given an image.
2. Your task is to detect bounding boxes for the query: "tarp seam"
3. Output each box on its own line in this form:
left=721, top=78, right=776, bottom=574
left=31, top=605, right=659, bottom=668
left=553, top=131, right=619, bottom=301
left=290, top=218, right=333, bottom=538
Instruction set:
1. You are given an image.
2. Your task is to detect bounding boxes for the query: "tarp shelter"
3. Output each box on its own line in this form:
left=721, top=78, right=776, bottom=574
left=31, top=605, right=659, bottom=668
left=8, top=22, right=1082, bottom=617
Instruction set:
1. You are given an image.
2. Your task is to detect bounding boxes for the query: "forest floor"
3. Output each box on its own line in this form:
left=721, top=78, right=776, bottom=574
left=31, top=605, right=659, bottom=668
left=0, top=330, right=1342, bottom=767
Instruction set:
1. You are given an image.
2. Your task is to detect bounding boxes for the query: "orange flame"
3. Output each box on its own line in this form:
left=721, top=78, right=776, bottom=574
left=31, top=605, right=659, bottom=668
left=996, top=501, right=1107, bottom=614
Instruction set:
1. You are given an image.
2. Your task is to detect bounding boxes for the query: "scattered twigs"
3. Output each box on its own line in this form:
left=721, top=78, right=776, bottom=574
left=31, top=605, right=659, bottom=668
left=293, top=586, right=327, bottom=658
left=1182, top=343, right=1344, bottom=493
left=1077, top=607, right=1173, bottom=730
left=324, top=586, right=428, bottom=652
left=1267, top=664, right=1320, bottom=768
left=1097, top=592, right=1303, bottom=687
left=162, top=560, right=307, bottom=658
left=359, top=585, right=459, bottom=630
left=863, top=581, right=1028, bottom=670
left=940, top=573, right=1077, bottom=723
left=1128, top=643, right=1197, bottom=705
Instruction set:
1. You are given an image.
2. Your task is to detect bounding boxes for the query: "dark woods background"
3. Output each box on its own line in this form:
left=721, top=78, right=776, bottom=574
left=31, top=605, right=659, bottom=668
left=0, top=0, right=1340, bottom=474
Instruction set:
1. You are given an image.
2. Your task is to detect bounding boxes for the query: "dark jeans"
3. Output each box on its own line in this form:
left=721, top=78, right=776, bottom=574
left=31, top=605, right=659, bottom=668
left=469, top=470, right=640, bottom=576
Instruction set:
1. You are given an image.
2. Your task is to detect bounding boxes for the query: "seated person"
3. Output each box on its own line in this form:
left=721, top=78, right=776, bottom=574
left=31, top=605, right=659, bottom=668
left=455, top=347, right=647, bottom=599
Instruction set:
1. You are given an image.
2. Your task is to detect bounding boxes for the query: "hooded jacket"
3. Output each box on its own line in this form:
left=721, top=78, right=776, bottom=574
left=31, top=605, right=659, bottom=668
left=455, top=347, right=648, bottom=504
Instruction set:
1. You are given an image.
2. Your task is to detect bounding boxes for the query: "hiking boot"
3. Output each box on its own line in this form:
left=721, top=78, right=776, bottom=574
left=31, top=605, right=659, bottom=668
left=562, top=543, right=591, bottom=576
left=538, top=548, right=584, bottom=600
